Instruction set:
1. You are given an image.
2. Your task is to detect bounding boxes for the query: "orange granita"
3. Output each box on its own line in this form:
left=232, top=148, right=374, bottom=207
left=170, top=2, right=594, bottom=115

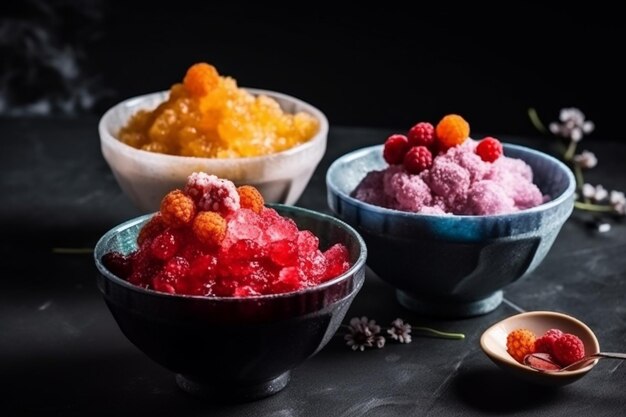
left=436, top=114, right=470, bottom=149
left=118, top=62, right=319, bottom=158
left=506, top=328, right=536, bottom=363
left=237, top=185, right=265, bottom=214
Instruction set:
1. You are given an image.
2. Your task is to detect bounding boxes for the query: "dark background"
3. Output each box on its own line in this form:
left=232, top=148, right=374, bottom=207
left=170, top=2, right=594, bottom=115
left=1, top=1, right=623, bottom=140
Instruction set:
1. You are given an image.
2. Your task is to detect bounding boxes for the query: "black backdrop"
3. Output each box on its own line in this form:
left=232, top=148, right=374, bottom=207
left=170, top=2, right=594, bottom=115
left=1, top=1, right=623, bottom=140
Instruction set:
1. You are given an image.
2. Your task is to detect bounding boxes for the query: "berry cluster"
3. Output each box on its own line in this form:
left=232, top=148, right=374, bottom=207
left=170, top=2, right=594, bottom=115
left=382, top=115, right=503, bottom=174
left=102, top=173, right=351, bottom=297
left=506, top=328, right=585, bottom=367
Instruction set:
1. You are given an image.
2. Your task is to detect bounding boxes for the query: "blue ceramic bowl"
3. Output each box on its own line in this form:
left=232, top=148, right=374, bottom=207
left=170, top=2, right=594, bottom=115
left=94, top=205, right=366, bottom=402
left=327, top=144, right=575, bottom=318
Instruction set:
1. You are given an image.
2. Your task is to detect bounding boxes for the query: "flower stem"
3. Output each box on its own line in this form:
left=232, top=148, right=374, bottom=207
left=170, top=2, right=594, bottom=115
left=411, top=326, right=465, bottom=340
left=563, top=140, right=577, bottom=161
left=528, top=108, right=547, bottom=134
left=52, top=247, right=94, bottom=254
left=574, top=202, right=615, bottom=212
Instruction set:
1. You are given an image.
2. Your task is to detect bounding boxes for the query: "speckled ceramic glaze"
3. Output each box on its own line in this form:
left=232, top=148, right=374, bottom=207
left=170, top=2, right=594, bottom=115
left=327, top=144, right=575, bottom=317
left=94, top=205, right=366, bottom=402
left=99, top=89, right=328, bottom=212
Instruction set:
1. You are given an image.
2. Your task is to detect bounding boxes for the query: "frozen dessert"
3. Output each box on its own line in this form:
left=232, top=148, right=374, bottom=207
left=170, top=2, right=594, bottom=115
left=352, top=115, right=544, bottom=215
left=102, top=173, right=350, bottom=297
left=118, top=62, right=319, bottom=158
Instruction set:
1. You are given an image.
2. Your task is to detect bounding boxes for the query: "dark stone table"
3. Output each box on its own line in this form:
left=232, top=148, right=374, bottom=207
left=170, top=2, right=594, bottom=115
left=1, top=118, right=625, bottom=416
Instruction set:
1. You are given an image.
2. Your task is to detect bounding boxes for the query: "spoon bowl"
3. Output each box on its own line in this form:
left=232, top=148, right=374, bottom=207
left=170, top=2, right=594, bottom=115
left=525, top=351, right=626, bottom=372
left=480, top=311, right=600, bottom=386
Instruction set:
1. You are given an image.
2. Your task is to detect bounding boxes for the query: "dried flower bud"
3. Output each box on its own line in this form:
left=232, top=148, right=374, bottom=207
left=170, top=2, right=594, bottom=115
left=573, top=150, right=598, bottom=169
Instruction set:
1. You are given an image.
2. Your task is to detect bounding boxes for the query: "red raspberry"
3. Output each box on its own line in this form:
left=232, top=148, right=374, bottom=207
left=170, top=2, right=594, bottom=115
left=476, top=137, right=503, bottom=162
left=407, top=122, right=436, bottom=149
left=383, top=134, right=410, bottom=165
left=403, top=146, right=433, bottom=174
left=150, top=230, right=182, bottom=260
left=552, top=333, right=585, bottom=366
left=152, top=256, right=190, bottom=294
left=102, top=252, right=132, bottom=279
left=534, top=328, right=564, bottom=355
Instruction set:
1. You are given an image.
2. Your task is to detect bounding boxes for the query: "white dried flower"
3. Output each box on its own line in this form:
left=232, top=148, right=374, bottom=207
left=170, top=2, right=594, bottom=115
left=344, top=316, right=383, bottom=351
left=582, top=184, right=608, bottom=202
left=610, top=191, right=626, bottom=215
left=551, top=107, right=594, bottom=142
left=387, top=318, right=412, bottom=343
left=573, top=150, right=598, bottom=169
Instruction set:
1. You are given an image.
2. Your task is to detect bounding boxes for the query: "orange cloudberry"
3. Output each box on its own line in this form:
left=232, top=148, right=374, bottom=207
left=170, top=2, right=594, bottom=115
left=436, top=114, right=470, bottom=149
left=160, top=189, right=196, bottom=227
left=237, top=185, right=265, bottom=214
left=192, top=211, right=227, bottom=247
left=506, top=328, right=536, bottom=363
left=183, top=62, right=219, bottom=97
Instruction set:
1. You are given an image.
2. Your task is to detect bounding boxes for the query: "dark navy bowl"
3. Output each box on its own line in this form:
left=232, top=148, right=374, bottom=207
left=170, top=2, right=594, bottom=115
left=94, top=205, right=366, bottom=402
left=327, top=144, right=575, bottom=318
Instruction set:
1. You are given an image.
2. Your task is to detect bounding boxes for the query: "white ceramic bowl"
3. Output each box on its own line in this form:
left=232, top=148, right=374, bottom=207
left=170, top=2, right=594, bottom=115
left=480, top=311, right=600, bottom=386
left=99, top=89, right=328, bottom=212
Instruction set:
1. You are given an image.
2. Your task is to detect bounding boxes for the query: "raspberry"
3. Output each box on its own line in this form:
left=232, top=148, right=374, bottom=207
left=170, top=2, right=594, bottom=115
left=237, top=185, right=265, bottom=214
left=403, top=146, right=433, bottom=174
left=383, top=134, right=410, bottom=165
left=150, top=230, right=182, bottom=260
left=192, top=211, right=227, bottom=247
left=435, top=114, right=470, bottom=149
left=160, top=189, right=195, bottom=227
left=553, top=333, right=585, bottom=366
left=476, top=137, right=503, bottom=162
left=137, top=214, right=167, bottom=247
left=407, top=122, right=436, bottom=149
left=102, top=252, right=132, bottom=279
left=192, top=176, right=240, bottom=216
left=534, top=328, right=564, bottom=355
left=506, top=329, right=536, bottom=363
left=183, top=62, right=219, bottom=97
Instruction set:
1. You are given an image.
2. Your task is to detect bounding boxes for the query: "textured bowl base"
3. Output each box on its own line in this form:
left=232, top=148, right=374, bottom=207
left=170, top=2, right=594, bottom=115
left=175, top=372, right=291, bottom=402
left=396, top=290, right=503, bottom=318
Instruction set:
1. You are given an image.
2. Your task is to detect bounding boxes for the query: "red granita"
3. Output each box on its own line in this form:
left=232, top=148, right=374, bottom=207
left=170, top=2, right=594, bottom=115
left=102, top=174, right=352, bottom=297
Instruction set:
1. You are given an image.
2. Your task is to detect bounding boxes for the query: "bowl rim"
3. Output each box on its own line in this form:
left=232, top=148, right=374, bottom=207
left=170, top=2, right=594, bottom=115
left=94, top=204, right=367, bottom=301
left=98, top=88, right=329, bottom=164
left=479, top=310, right=600, bottom=378
left=326, top=143, right=576, bottom=220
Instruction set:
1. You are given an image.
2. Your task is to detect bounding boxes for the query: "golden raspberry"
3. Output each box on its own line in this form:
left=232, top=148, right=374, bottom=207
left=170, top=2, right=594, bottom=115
left=160, top=189, right=196, bottom=227
left=506, top=328, right=536, bottom=363
left=436, top=114, right=470, bottom=149
left=192, top=211, right=227, bottom=247
left=237, top=185, right=265, bottom=214
left=137, top=213, right=166, bottom=246
left=183, top=63, right=219, bottom=97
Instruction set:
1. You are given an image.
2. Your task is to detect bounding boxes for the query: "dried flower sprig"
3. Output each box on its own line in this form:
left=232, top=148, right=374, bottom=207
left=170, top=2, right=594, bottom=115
left=341, top=316, right=464, bottom=351
left=529, top=107, right=625, bottom=231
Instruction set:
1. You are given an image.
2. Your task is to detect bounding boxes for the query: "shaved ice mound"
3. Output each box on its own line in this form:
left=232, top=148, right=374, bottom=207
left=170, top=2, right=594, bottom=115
left=352, top=115, right=545, bottom=215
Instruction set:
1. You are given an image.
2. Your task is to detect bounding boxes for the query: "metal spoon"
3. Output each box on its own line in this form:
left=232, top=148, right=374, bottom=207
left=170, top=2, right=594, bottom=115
left=524, top=352, right=626, bottom=372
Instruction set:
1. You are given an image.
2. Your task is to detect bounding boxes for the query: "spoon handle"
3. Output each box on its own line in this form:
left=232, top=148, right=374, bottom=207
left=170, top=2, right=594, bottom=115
left=595, top=352, right=626, bottom=360
left=560, top=352, right=626, bottom=371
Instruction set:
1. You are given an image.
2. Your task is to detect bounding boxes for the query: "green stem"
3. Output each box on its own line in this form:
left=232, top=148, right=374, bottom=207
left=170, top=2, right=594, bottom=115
left=574, top=201, right=615, bottom=212
left=564, top=140, right=577, bottom=161
left=411, top=326, right=465, bottom=340
left=52, top=247, right=94, bottom=254
left=528, top=108, right=548, bottom=134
